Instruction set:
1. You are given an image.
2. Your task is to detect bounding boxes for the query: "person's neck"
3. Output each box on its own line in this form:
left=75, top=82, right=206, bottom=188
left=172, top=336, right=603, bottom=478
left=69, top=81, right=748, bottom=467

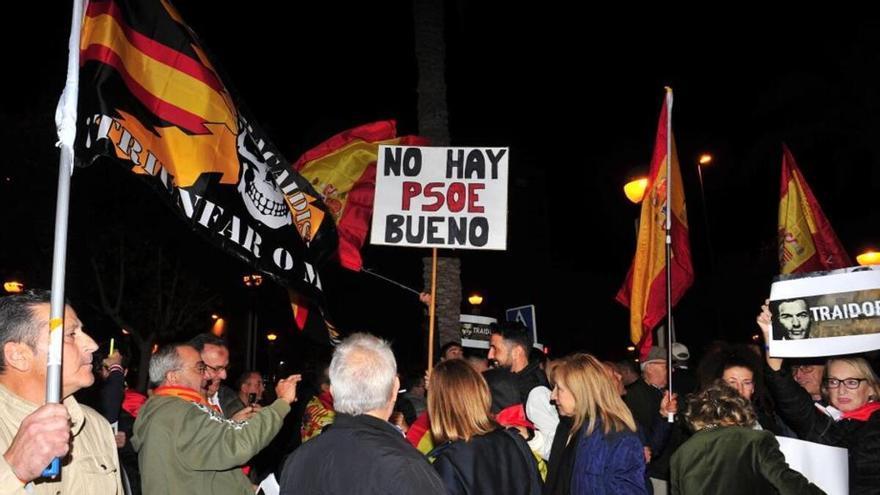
left=511, top=357, right=529, bottom=374
left=0, top=374, right=52, bottom=404
left=365, top=404, right=394, bottom=422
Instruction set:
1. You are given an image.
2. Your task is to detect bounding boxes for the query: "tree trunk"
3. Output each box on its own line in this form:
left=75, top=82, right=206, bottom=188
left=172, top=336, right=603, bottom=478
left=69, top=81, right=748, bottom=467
left=413, top=0, right=462, bottom=353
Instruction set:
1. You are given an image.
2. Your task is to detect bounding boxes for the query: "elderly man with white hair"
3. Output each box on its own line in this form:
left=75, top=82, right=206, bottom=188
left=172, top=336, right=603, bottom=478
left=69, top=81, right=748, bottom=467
left=280, top=333, right=445, bottom=495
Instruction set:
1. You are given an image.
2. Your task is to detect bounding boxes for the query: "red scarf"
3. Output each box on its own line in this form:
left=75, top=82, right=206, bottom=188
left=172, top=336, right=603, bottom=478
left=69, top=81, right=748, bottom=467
left=122, top=389, right=147, bottom=418
left=841, top=401, right=880, bottom=422
left=153, top=385, right=219, bottom=412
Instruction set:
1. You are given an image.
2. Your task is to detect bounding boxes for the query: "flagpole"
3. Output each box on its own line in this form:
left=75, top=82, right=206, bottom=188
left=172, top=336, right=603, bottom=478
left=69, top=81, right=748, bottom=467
left=664, top=87, right=674, bottom=422
left=360, top=268, right=421, bottom=296
left=428, top=248, right=438, bottom=370
left=43, top=0, right=85, bottom=478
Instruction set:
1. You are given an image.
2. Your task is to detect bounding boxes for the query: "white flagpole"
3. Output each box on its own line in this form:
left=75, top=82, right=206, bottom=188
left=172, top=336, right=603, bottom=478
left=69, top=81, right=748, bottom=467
left=664, top=87, right=675, bottom=423
left=43, top=0, right=86, bottom=478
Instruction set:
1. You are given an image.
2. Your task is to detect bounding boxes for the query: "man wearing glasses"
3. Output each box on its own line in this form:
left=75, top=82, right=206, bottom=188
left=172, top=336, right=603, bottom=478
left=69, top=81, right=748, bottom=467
left=789, top=359, right=825, bottom=403
left=133, top=343, right=301, bottom=495
left=189, top=334, right=252, bottom=420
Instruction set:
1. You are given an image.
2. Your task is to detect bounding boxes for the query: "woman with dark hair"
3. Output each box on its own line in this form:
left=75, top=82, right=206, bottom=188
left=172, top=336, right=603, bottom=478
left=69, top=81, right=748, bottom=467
left=427, top=359, right=542, bottom=495
left=697, top=343, right=791, bottom=436
left=758, top=302, right=880, bottom=494
left=671, top=380, right=821, bottom=494
left=544, top=353, right=646, bottom=495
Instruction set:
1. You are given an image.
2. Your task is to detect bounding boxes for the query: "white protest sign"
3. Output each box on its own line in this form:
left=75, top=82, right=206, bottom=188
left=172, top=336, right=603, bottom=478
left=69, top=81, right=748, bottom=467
left=777, top=436, right=848, bottom=494
left=769, top=266, right=880, bottom=357
left=460, top=314, right=497, bottom=349
left=370, top=145, right=508, bottom=250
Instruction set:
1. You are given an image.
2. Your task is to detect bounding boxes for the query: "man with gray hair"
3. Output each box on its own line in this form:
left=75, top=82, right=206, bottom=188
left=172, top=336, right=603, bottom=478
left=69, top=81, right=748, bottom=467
left=0, top=290, right=122, bottom=493
left=132, top=343, right=301, bottom=494
left=280, top=333, right=445, bottom=494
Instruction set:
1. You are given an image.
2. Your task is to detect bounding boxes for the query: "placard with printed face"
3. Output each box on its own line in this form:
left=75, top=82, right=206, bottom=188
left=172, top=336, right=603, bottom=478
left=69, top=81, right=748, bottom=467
left=769, top=266, right=880, bottom=357
left=370, top=145, right=508, bottom=250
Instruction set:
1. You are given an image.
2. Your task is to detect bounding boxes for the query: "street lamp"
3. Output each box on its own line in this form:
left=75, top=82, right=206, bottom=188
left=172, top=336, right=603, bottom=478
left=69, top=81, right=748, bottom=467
left=3, top=281, right=24, bottom=294
left=626, top=345, right=636, bottom=352
left=211, top=317, right=226, bottom=337
left=698, top=153, right=713, bottom=166
left=468, top=294, right=483, bottom=305
left=696, top=152, right=723, bottom=336
left=623, top=178, right=649, bottom=204
left=857, top=251, right=880, bottom=266
left=266, top=332, right=278, bottom=342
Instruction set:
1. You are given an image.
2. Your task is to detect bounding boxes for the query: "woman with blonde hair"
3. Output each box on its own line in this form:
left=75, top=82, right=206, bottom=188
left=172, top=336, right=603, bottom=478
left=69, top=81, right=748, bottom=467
left=671, top=380, right=821, bottom=494
left=427, top=358, right=541, bottom=495
left=543, top=353, right=646, bottom=495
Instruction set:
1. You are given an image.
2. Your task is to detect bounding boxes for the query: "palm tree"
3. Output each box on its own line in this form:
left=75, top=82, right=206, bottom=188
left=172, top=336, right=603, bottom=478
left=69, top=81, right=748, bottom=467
left=413, top=0, right=462, bottom=354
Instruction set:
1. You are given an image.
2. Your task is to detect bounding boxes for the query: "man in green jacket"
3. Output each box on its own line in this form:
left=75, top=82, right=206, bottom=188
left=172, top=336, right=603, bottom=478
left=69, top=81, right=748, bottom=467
left=132, top=343, right=300, bottom=495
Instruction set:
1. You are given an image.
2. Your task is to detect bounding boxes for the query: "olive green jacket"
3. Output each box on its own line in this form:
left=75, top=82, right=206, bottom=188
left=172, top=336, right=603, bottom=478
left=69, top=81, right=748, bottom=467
left=132, top=394, right=289, bottom=495
left=670, top=426, right=824, bottom=495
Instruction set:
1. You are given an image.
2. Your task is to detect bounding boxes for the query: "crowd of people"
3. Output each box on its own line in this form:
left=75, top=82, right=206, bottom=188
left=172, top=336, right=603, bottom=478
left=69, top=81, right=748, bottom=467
left=0, top=289, right=878, bottom=494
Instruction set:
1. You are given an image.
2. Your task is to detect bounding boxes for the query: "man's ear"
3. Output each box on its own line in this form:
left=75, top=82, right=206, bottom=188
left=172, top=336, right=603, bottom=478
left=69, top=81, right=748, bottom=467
left=3, top=342, right=34, bottom=373
left=164, top=369, right=179, bottom=386
left=390, top=375, right=400, bottom=403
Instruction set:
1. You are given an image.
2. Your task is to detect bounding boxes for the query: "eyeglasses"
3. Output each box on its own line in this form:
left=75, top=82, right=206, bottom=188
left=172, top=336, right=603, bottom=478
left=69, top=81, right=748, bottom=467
left=192, top=362, right=208, bottom=374
left=823, top=377, right=868, bottom=390
left=791, top=365, right=817, bottom=373
left=204, top=363, right=228, bottom=374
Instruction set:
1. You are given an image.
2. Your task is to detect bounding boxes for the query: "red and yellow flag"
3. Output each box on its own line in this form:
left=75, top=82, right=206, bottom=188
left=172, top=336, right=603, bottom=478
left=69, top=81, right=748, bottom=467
left=293, top=121, right=428, bottom=271
left=616, top=89, right=694, bottom=355
left=778, top=145, right=851, bottom=274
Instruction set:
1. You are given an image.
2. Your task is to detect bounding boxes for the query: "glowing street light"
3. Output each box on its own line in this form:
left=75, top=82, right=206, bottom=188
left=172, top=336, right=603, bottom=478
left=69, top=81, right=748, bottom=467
left=698, top=153, right=713, bottom=166
left=4, top=281, right=24, bottom=294
left=266, top=332, right=278, bottom=342
left=857, top=251, right=880, bottom=266
left=626, top=345, right=636, bottom=352
left=211, top=317, right=226, bottom=337
left=468, top=294, right=483, bottom=305
left=623, top=178, right=649, bottom=204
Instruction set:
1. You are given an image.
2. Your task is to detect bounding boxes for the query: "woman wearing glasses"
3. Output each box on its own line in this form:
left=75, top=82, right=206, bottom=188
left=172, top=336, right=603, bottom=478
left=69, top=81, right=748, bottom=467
left=758, top=303, right=880, bottom=494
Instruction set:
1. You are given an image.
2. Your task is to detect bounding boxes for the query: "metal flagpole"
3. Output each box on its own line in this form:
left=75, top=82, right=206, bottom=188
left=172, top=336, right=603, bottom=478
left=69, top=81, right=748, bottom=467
left=361, top=268, right=421, bottom=296
left=43, top=0, right=85, bottom=478
left=664, top=87, right=674, bottom=422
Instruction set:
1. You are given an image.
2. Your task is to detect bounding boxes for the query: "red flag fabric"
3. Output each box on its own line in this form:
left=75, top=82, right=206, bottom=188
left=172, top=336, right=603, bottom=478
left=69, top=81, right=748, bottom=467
left=294, top=121, right=428, bottom=271
left=778, top=145, right=852, bottom=274
left=616, top=89, right=694, bottom=357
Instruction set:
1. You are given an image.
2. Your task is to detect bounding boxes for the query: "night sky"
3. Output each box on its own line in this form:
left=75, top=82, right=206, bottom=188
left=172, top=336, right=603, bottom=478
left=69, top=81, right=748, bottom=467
left=2, top=4, right=879, bottom=374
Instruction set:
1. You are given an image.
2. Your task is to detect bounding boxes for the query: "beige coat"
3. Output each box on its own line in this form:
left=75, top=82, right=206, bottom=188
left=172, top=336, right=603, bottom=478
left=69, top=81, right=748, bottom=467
left=0, top=383, right=122, bottom=494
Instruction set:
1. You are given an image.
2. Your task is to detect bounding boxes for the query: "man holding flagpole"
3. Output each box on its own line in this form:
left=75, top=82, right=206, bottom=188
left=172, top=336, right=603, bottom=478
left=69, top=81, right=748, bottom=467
left=0, top=291, right=122, bottom=493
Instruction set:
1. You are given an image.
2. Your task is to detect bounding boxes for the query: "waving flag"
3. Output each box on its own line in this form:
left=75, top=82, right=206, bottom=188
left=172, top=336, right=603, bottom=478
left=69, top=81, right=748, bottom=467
left=778, top=145, right=851, bottom=274
left=76, top=0, right=336, bottom=301
left=294, top=121, right=428, bottom=271
left=616, top=89, right=694, bottom=355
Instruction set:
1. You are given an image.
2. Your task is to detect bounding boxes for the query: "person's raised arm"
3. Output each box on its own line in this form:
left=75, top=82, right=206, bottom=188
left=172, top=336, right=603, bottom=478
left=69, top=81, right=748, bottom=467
left=758, top=299, right=784, bottom=371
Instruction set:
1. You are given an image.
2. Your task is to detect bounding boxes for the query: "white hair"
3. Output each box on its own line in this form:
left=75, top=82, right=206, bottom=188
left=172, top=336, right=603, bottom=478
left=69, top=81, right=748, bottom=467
left=330, top=333, right=397, bottom=415
left=149, top=344, right=185, bottom=388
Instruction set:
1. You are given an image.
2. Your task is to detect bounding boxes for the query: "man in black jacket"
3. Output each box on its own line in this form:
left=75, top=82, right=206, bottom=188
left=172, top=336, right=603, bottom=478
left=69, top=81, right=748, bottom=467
left=280, top=333, right=445, bottom=495
left=485, top=322, right=548, bottom=412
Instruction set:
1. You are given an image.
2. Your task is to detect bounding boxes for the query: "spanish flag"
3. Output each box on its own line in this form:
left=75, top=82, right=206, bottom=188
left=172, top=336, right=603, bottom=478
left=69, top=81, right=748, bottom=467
left=293, top=121, right=428, bottom=271
left=778, top=145, right=851, bottom=274
left=616, top=89, right=694, bottom=355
